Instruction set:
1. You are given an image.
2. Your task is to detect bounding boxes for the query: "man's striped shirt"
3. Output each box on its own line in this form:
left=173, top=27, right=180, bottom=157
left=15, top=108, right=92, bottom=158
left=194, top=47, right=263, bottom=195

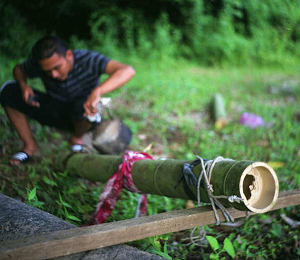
left=21, top=50, right=110, bottom=102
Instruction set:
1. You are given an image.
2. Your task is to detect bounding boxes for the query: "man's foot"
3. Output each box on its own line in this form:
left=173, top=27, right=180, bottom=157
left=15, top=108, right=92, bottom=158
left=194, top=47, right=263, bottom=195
left=70, top=135, right=84, bottom=146
left=10, top=152, right=32, bottom=165
left=70, top=136, right=87, bottom=153
left=10, top=147, right=39, bottom=166
left=71, top=144, right=88, bottom=153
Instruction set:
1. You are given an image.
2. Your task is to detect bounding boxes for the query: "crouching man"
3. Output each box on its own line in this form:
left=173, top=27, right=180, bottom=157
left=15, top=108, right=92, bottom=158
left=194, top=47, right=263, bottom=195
left=0, top=36, right=135, bottom=165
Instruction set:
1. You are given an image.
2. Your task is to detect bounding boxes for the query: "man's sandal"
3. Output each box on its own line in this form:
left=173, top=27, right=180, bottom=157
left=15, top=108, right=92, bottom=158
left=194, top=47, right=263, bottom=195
left=71, top=144, right=89, bottom=153
left=10, top=151, right=32, bottom=165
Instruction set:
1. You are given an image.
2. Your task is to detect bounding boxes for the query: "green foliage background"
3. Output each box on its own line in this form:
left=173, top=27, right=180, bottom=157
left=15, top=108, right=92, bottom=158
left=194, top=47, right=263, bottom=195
left=1, top=0, right=300, bottom=66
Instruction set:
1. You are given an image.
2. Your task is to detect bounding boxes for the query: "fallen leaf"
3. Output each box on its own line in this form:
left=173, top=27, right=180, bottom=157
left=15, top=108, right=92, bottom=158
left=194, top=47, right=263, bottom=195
left=256, top=140, right=269, bottom=147
left=138, top=134, right=147, bottom=140
left=186, top=200, right=195, bottom=209
left=267, top=161, right=285, bottom=169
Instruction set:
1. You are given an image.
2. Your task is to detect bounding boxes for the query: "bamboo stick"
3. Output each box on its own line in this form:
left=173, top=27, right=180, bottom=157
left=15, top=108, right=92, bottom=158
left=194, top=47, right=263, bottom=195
left=212, top=93, right=228, bottom=129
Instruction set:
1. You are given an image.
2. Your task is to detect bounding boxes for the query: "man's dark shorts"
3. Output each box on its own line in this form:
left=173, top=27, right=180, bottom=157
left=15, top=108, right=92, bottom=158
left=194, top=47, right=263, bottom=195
left=0, top=81, right=87, bottom=131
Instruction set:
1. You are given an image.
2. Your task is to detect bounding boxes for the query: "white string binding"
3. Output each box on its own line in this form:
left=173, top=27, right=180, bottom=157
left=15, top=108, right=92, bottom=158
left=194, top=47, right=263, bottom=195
left=190, top=156, right=244, bottom=247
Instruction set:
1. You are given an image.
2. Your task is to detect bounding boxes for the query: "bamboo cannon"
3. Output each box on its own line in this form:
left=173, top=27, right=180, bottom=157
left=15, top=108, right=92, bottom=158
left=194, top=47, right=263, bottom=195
left=58, top=153, right=279, bottom=213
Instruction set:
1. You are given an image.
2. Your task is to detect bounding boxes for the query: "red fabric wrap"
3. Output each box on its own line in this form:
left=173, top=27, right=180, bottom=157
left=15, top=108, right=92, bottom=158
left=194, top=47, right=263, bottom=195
left=93, top=151, right=153, bottom=224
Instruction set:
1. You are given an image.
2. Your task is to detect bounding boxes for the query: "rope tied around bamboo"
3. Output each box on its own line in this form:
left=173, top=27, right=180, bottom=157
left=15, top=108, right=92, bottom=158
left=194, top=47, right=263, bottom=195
left=179, top=156, right=250, bottom=224
left=178, top=156, right=241, bottom=247
left=178, top=156, right=245, bottom=225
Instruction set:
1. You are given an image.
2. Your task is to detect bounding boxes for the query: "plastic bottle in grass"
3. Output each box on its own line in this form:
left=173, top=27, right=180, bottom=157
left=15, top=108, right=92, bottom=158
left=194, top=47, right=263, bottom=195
left=239, top=112, right=265, bottom=129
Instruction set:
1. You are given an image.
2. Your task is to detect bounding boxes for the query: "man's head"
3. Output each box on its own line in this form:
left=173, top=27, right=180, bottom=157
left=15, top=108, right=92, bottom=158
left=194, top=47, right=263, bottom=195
left=32, top=36, right=74, bottom=80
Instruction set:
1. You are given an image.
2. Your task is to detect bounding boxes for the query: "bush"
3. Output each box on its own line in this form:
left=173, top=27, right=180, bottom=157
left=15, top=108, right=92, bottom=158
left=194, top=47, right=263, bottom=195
left=3, top=0, right=300, bottom=66
left=0, top=3, right=43, bottom=59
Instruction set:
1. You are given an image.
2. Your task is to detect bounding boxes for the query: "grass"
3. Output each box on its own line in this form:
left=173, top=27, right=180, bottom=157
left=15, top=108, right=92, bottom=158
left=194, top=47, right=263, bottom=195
left=1, top=57, right=300, bottom=259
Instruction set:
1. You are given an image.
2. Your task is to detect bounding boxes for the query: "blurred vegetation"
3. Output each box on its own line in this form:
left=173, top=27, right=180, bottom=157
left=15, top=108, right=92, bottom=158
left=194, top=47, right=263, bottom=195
left=1, top=1, right=300, bottom=259
left=1, top=0, right=300, bottom=66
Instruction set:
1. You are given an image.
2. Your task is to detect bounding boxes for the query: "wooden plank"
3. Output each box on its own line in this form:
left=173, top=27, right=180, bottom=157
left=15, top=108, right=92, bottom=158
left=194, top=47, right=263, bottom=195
left=1, top=189, right=300, bottom=260
left=271, top=189, right=300, bottom=211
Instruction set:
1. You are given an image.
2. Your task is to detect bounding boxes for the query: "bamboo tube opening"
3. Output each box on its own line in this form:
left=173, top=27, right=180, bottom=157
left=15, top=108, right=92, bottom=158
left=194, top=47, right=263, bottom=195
left=239, top=162, right=279, bottom=213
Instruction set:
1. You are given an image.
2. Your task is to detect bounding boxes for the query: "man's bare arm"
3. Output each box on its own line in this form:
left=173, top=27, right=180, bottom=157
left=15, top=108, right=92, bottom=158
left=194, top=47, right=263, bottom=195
left=94, top=60, right=135, bottom=96
left=84, top=60, right=136, bottom=116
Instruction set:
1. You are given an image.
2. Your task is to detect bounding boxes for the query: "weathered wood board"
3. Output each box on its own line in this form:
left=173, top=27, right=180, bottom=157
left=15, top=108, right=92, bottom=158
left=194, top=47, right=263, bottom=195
left=0, top=189, right=299, bottom=260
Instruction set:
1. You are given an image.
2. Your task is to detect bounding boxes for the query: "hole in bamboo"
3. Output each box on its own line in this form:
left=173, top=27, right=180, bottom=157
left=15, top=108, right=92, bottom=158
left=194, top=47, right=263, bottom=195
left=243, top=175, right=255, bottom=200
left=240, top=162, right=279, bottom=213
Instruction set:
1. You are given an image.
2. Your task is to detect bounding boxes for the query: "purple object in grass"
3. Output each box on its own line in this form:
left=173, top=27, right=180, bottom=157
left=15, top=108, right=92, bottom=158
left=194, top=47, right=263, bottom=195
left=239, top=113, right=265, bottom=129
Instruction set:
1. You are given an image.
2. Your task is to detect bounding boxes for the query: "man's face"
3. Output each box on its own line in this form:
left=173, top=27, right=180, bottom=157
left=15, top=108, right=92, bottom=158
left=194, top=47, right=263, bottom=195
left=39, top=50, right=73, bottom=80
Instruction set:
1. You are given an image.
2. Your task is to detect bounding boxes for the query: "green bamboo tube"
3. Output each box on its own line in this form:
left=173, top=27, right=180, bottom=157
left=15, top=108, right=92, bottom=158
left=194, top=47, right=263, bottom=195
left=57, top=153, right=122, bottom=182
left=57, top=153, right=279, bottom=213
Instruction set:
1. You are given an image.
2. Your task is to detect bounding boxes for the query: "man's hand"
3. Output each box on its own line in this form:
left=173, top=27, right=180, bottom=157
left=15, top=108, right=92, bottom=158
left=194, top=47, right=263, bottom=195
left=83, top=90, right=100, bottom=116
left=22, top=86, right=40, bottom=107
left=13, top=64, right=40, bottom=107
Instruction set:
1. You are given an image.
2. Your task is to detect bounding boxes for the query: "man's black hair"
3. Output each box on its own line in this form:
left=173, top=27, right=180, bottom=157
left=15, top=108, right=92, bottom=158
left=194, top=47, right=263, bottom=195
left=31, top=36, right=68, bottom=62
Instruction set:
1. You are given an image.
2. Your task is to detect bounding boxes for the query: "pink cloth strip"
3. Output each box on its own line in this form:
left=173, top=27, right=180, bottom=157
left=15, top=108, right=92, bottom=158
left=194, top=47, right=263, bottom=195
left=92, top=150, right=153, bottom=224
